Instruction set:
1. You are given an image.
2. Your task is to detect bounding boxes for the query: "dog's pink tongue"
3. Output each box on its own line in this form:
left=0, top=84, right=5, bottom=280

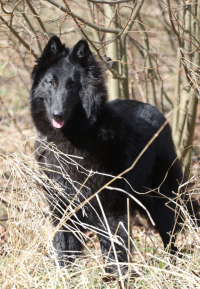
left=52, top=119, right=64, bottom=129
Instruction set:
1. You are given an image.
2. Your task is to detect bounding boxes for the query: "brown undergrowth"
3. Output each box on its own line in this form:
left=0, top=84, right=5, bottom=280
left=0, top=145, right=199, bottom=288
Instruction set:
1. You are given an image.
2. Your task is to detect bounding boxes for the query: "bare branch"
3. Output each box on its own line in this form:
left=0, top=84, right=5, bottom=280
left=123, top=0, right=145, bottom=33
left=182, top=0, right=200, bottom=25
left=1, top=0, right=23, bottom=27
left=88, top=0, right=133, bottom=3
left=19, top=9, right=42, bottom=53
left=0, top=15, right=38, bottom=59
left=62, top=0, right=123, bottom=80
left=137, top=15, right=157, bottom=107
left=173, top=12, right=200, bottom=49
left=166, top=0, right=192, bottom=86
left=46, top=0, right=121, bottom=33
left=26, top=0, right=49, bottom=39
left=119, top=0, right=145, bottom=99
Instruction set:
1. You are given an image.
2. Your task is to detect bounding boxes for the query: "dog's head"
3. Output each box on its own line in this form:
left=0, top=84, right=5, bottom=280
left=30, top=36, right=107, bottom=134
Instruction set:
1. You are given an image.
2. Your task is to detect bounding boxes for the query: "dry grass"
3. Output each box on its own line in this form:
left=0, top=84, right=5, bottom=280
left=0, top=145, right=200, bottom=289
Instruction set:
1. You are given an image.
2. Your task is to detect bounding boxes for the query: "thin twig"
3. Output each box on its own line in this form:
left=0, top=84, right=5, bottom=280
left=137, top=14, right=157, bottom=107
left=62, top=0, right=124, bottom=80
left=123, top=0, right=145, bottom=34
left=166, top=0, right=192, bottom=85
left=0, top=15, right=38, bottom=59
left=17, top=7, right=43, bottom=53
left=46, top=0, right=121, bottom=33
left=88, top=0, right=133, bottom=3
left=180, top=46, right=200, bottom=56
left=173, top=12, right=200, bottom=49
left=26, top=0, right=49, bottom=39
left=0, top=0, right=23, bottom=27
left=182, top=0, right=200, bottom=25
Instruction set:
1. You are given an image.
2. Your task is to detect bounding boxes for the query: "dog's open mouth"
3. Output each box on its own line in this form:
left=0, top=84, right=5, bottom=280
left=52, top=119, right=65, bottom=129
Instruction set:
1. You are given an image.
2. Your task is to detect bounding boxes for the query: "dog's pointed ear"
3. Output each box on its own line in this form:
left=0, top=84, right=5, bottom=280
left=70, top=40, right=92, bottom=63
left=40, top=36, right=65, bottom=64
left=31, top=36, right=66, bottom=80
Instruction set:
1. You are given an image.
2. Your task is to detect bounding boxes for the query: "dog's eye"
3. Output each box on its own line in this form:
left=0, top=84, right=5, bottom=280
left=49, top=80, right=55, bottom=86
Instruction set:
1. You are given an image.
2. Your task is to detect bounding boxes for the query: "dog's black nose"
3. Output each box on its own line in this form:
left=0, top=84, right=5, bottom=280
left=52, top=111, right=64, bottom=121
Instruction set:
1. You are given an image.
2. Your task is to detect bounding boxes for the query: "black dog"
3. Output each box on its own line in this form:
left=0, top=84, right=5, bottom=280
left=30, top=36, right=194, bottom=273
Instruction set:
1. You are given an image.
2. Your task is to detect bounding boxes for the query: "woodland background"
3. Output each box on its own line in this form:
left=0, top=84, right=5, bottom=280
left=0, top=0, right=200, bottom=288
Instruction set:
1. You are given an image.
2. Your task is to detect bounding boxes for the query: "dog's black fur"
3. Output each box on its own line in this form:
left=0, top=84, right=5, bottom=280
left=30, top=36, right=194, bottom=273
